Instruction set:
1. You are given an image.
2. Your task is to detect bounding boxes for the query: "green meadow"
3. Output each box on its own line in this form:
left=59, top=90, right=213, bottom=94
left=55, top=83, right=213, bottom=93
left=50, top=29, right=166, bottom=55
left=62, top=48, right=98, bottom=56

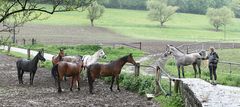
left=29, top=8, right=240, bottom=42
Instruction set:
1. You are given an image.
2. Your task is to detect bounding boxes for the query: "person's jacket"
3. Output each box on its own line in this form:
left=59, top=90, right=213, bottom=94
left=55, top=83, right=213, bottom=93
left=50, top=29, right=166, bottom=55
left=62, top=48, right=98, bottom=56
left=207, top=52, right=219, bottom=64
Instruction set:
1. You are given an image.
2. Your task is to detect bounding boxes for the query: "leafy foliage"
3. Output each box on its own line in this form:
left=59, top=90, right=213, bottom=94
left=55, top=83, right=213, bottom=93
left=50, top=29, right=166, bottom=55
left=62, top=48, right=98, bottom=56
left=0, top=0, right=94, bottom=24
left=87, top=1, right=105, bottom=26
left=147, top=0, right=178, bottom=27
left=206, top=6, right=234, bottom=31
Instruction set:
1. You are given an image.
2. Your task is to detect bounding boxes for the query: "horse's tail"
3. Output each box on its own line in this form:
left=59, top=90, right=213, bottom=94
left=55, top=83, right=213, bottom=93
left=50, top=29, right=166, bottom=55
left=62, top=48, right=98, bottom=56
left=51, top=64, right=58, bottom=80
left=87, top=65, right=92, bottom=83
left=87, top=65, right=93, bottom=94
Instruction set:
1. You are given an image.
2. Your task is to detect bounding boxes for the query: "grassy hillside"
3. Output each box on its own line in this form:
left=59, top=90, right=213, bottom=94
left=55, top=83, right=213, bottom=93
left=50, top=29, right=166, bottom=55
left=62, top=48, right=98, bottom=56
left=29, top=8, right=240, bottom=42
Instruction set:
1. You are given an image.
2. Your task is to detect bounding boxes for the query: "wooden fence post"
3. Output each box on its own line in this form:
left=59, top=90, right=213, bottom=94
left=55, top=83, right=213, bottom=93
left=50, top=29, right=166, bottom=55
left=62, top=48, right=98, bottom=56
left=27, top=48, right=30, bottom=60
left=139, top=42, right=142, bottom=50
left=23, top=39, right=26, bottom=45
left=155, top=66, right=161, bottom=95
left=174, top=79, right=180, bottom=93
left=134, top=63, right=140, bottom=76
left=7, top=45, right=11, bottom=54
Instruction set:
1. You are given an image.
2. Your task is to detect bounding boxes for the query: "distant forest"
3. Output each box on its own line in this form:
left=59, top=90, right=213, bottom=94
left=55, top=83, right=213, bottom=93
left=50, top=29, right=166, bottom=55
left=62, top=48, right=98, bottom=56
left=103, top=0, right=238, bottom=17
left=36, top=0, right=239, bottom=17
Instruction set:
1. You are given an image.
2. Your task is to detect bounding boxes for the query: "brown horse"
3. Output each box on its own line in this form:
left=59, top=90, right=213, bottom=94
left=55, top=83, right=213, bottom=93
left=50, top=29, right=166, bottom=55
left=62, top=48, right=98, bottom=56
left=87, top=53, right=137, bottom=94
left=56, top=60, right=84, bottom=93
left=51, top=49, right=65, bottom=80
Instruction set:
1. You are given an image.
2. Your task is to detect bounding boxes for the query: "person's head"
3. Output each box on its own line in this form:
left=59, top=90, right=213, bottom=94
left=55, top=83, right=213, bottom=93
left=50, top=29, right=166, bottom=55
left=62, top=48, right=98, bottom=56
left=209, top=47, right=215, bottom=52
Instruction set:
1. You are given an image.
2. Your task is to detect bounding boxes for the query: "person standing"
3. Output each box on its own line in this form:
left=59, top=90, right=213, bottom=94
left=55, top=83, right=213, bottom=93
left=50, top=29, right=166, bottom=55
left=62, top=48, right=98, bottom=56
left=207, top=47, right=219, bottom=85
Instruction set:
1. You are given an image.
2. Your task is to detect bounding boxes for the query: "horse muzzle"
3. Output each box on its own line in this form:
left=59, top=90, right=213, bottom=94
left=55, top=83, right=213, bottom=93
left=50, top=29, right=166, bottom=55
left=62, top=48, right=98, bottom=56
left=102, top=55, right=107, bottom=59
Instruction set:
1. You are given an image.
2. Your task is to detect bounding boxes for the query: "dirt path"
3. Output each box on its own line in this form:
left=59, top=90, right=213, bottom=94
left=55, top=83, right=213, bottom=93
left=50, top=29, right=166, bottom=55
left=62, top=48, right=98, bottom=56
left=0, top=54, right=159, bottom=106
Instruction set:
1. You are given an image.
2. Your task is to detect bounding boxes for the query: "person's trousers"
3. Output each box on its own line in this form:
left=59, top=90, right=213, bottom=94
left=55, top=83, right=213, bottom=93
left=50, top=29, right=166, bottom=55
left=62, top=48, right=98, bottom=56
left=209, top=64, right=217, bottom=80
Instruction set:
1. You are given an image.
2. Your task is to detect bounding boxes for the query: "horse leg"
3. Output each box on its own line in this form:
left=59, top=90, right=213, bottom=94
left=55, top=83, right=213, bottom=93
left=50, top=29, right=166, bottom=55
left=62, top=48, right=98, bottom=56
left=110, top=76, right=115, bottom=91
left=116, top=75, right=120, bottom=92
left=30, top=72, right=33, bottom=85
left=31, top=71, right=36, bottom=85
left=193, top=64, right=197, bottom=78
left=181, top=66, right=185, bottom=78
left=20, top=70, right=24, bottom=84
left=177, top=66, right=181, bottom=78
left=197, top=64, right=201, bottom=78
left=70, top=76, right=74, bottom=91
left=77, top=75, right=80, bottom=91
left=17, top=69, right=21, bottom=84
left=57, top=75, right=62, bottom=93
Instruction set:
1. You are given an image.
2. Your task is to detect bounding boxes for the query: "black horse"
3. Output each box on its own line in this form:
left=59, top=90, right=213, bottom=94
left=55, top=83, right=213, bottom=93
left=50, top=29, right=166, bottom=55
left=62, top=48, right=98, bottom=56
left=16, top=51, right=46, bottom=85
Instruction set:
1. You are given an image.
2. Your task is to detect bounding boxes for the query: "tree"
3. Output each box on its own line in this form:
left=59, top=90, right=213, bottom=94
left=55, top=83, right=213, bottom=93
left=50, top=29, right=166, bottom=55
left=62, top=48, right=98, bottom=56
left=147, top=0, right=178, bottom=27
left=229, top=0, right=240, bottom=18
left=206, top=6, right=234, bottom=31
left=0, top=0, right=94, bottom=24
left=87, top=1, right=105, bottom=27
left=2, top=10, right=43, bottom=43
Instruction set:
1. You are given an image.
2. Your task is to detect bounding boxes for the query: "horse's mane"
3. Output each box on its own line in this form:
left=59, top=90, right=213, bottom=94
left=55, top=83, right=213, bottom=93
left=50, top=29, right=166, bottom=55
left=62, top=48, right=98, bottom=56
left=172, top=46, right=185, bottom=54
left=119, top=54, right=129, bottom=62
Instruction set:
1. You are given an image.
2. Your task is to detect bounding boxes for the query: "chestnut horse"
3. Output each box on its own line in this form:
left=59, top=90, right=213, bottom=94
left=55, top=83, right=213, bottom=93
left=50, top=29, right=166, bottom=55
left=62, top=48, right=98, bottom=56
left=51, top=49, right=65, bottom=80
left=87, top=53, right=137, bottom=94
left=56, top=61, right=84, bottom=93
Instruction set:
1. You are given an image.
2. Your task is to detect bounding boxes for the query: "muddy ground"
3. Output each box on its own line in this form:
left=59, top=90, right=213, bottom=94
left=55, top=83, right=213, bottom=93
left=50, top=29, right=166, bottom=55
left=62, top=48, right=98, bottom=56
left=0, top=54, right=159, bottom=106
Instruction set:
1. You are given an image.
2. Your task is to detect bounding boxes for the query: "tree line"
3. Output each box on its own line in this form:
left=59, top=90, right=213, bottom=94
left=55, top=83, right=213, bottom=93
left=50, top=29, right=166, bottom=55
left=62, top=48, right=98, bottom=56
left=102, top=0, right=240, bottom=18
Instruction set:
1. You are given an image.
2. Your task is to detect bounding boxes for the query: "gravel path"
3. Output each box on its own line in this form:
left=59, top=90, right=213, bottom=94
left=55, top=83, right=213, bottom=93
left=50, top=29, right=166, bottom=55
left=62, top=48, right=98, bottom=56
left=0, top=54, right=160, bottom=106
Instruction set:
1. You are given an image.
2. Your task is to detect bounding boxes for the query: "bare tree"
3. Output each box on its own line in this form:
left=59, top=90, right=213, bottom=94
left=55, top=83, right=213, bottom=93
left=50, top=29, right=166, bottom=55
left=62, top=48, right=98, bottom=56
left=0, top=0, right=94, bottom=23
left=2, top=9, right=43, bottom=43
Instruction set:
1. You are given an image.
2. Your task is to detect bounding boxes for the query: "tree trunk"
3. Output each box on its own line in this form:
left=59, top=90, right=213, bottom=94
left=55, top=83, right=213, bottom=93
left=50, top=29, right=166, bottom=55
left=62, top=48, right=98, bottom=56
left=160, top=22, right=164, bottom=27
left=216, top=26, right=219, bottom=31
left=90, top=19, right=94, bottom=27
left=12, top=27, right=16, bottom=43
left=224, top=25, right=226, bottom=40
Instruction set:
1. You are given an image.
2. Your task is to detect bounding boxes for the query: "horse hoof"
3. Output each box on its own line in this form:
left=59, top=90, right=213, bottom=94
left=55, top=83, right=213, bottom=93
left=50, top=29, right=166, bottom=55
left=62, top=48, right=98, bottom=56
left=78, top=88, right=80, bottom=91
left=70, top=88, right=73, bottom=91
left=58, top=89, right=62, bottom=93
left=90, top=91, right=93, bottom=94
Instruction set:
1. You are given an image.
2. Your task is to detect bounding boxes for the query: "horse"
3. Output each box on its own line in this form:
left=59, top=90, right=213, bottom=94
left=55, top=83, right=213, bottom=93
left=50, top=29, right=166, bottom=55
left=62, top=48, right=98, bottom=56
left=16, top=51, right=46, bottom=85
left=55, top=60, right=84, bottom=93
left=164, top=45, right=203, bottom=78
left=52, top=55, right=83, bottom=80
left=87, top=53, right=137, bottom=94
left=62, top=55, right=82, bottom=63
left=83, top=49, right=106, bottom=68
left=51, top=49, right=65, bottom=80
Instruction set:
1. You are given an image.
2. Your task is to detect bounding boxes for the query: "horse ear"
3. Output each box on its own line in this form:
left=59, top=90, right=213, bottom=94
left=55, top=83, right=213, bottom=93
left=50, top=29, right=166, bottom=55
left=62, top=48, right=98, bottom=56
left=129, top=53, right=132, bottom=56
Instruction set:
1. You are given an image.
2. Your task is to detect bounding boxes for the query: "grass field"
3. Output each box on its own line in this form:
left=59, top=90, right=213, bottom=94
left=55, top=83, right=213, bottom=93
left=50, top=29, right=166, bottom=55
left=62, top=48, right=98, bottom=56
left=165, top=48, right=240, bottom=87
left=28, top=8, right=240, bottom=42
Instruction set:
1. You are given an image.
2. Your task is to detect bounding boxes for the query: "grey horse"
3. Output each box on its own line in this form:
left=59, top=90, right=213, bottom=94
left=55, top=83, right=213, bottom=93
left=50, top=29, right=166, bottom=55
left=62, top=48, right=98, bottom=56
left=164, top=45, right=203, bottom=78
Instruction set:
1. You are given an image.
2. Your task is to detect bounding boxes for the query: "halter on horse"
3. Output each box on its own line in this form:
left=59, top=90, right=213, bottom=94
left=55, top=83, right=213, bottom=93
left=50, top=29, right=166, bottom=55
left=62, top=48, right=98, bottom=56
left=164, top=45, right=202, bottom=78
left=16, top=51, right=46, bottom=85
left=87, top=53, right=136, bottom=94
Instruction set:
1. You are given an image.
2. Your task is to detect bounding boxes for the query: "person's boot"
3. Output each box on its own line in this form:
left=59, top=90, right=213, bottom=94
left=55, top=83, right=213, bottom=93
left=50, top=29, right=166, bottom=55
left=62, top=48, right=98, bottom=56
left=213, top=80, right=217, bottom=85
left=210, top=80, right=213, bottom=84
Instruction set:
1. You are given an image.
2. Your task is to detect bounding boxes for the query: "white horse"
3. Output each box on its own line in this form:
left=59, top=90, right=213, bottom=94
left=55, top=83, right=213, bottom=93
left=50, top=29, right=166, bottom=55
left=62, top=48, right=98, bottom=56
left=83, top=49, right=106, bottom=68
left=164, top=45, right=203, bottom=78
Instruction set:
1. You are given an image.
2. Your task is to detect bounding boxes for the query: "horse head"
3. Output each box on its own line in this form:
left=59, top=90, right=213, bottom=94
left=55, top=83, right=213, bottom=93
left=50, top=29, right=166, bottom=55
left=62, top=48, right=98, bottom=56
left=127, top=53, right=137, bottom=66
left=97, top=49, right=106, bottom=59
left=164, top=45, right=173, bottom=57
left=37, top=51, right=46, bottom=62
